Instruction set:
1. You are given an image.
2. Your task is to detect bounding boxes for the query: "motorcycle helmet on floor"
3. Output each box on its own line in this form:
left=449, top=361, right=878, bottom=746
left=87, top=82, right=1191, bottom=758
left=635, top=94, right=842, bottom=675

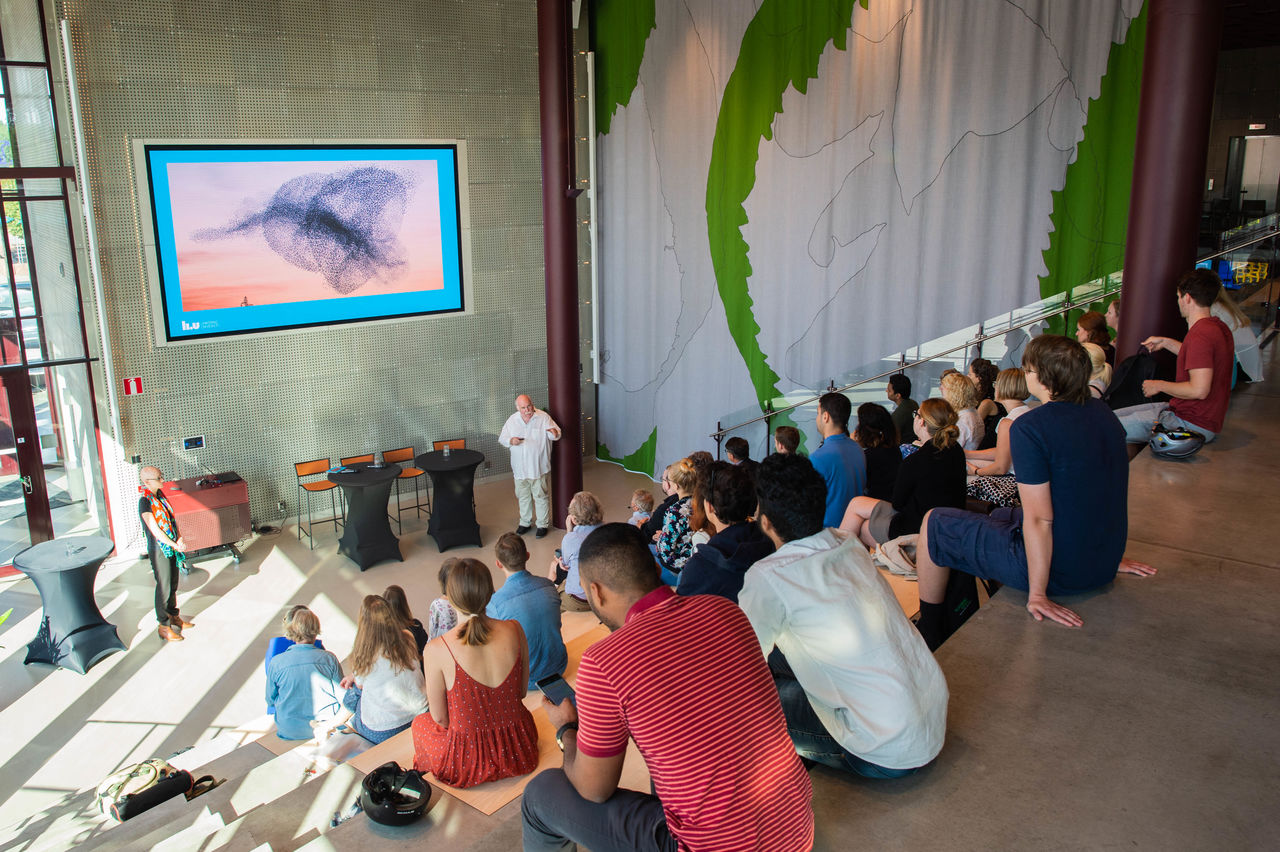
left=1148, top=425, right=1205, bottom=459
left=360, top=761, right=432, bottom=826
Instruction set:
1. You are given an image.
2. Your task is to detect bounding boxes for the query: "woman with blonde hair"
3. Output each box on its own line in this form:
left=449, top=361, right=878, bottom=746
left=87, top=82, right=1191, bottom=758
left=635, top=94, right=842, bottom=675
left=1081, top=343, right=1112, bottom=399
left=413, top=558, right=538, bottom=788
left=549, top=490, right=604, bottom=612
left=266, top=605, right=343, bottom=740
left=1211, top=284, right=1263, bottom=382
left=965, top=368, right=1032, bottom=507
left=326, top=595, right=428, bottom=744
left=840, top=398, right=966, bottom=548
left=940, top=372, right=984, bottom=451
left=655, top=457, right=698, bottom=585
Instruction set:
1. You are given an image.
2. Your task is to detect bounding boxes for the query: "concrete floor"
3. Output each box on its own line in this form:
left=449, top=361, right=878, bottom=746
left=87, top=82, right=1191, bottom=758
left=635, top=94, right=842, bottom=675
left=2, top=343, right=1279, bottom=850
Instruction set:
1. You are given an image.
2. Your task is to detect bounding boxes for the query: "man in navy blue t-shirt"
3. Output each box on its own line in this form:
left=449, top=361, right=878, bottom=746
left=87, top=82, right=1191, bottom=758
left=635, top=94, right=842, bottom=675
left=913, top=335, right=1155, bottom=650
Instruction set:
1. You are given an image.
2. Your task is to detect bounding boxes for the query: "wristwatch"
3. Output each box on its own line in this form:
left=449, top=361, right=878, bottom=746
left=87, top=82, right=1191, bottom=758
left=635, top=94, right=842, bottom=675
left=556, top=721, right=578, bottom=751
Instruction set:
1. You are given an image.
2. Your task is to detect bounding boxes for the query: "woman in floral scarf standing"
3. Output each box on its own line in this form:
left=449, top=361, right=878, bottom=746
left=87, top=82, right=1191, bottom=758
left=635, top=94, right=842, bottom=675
left=139, top=466, right=192, bottom=642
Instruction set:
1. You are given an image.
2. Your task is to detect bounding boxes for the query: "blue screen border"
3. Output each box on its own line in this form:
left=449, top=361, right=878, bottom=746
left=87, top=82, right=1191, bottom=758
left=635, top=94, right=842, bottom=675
left=142, top=142, right=467, bottom=343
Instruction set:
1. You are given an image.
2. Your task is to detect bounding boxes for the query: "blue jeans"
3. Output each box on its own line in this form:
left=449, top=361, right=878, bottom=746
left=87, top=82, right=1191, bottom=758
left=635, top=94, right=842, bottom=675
left=342, top=686, right=411, bottom=745
left=1113, top=402, right=1218, bottom=444
left=769, top=651, right=919, bottom=779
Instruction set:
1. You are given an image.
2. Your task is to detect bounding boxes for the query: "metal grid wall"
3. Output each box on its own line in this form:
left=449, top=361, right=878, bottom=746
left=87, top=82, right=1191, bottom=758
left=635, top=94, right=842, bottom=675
left=53, top=0, right=549, bottom=538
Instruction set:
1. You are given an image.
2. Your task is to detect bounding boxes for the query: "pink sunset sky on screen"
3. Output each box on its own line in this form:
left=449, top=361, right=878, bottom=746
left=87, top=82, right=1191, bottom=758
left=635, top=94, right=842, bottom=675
left=167, top=159, right=445, bottom=310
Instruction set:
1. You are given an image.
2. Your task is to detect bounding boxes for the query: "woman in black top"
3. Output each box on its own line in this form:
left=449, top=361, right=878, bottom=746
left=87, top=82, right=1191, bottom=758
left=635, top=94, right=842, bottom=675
left=854, top=402, right=901, bottom=501
left=839, top=398, right=967, bottom=549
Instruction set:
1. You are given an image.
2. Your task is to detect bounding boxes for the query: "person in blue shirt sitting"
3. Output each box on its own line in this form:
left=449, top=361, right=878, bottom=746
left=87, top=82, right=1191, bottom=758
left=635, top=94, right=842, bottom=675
left=809, top=392, right=867, bottom=528
left=266, top=605, right=344, bottom=740
left=488, top=531, right=567, bottom=691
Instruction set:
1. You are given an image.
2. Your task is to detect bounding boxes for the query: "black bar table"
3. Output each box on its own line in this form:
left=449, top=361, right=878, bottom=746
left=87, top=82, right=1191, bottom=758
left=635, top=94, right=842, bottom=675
left=13, top=535, right=125, bottom=674
left=329, top=462, right=403, bottom=570
left=416, top=449, right=484, bottom=551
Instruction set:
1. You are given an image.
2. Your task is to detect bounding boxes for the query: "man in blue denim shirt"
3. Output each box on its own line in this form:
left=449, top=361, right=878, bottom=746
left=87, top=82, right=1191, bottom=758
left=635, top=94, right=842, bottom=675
left=266, top=606, right=344, bottom=740
left=487, top=532, right=568, bottom=691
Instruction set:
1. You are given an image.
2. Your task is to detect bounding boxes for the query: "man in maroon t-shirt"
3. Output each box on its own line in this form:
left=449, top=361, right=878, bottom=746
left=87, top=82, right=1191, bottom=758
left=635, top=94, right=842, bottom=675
left=522, top=523, right=813, bottom=852
left=1114, top=269, right=1235, bottom=447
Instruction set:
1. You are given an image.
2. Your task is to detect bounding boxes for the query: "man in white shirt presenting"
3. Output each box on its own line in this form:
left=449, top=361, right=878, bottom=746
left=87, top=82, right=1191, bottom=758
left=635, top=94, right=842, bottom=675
left=498, top=394, right=561, bottom=538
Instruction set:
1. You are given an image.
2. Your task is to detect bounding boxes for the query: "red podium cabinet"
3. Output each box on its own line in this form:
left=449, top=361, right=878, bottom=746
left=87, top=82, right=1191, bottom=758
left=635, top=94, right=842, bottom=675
left=161, top=474, right=250, bottom=553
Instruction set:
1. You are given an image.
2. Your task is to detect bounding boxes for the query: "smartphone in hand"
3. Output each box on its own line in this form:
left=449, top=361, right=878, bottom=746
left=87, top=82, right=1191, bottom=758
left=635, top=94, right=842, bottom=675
left=536, top=673, right=576, bottom=708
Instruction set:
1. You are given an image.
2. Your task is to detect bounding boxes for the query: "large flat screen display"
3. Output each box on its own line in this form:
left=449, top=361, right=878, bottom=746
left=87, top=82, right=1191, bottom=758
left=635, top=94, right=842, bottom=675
left=138, top=142, right=469, bottom=343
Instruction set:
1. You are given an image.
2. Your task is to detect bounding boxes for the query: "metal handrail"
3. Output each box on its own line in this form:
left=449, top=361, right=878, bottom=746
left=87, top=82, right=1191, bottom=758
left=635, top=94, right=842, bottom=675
left=709, top=285, right=1117, bottom=440
left=1205, top=223, right=1279, bottom=261
left=710, top=227, right=1280, bottom=442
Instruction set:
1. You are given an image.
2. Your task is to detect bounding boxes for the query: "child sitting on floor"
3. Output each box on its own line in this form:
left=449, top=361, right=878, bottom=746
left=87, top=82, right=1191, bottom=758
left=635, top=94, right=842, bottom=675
left=628, top=489, right=655, bottom=526
left=428, top=559, right=459, bottom=640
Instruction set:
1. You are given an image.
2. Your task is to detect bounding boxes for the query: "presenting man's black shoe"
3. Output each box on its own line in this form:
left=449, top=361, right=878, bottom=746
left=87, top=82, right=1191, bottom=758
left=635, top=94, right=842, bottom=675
left=536, top=527, right=549, bottom=538
left=516, top=525, right=532, bottom=535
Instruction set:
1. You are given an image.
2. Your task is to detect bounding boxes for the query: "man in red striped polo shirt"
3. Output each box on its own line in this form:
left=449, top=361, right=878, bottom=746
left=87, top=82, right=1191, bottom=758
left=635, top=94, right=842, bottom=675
left=522, top=523, right=813, bottom=852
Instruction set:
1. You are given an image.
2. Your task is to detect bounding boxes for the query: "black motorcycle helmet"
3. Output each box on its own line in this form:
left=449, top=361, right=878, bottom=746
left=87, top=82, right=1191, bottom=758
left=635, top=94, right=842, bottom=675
left=360, top=761, right=432, bottom=826
left=1148, top=425, right=1206, bottom=460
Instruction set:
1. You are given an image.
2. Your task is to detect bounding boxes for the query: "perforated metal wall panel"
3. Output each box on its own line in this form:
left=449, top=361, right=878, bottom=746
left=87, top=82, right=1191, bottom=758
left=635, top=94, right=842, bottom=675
left=53, top=0, right=560, bottom=539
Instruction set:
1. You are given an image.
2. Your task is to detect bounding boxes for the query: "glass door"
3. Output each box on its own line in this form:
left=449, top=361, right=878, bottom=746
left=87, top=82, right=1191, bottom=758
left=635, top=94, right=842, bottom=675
left=0, top=367, right=49, bottom=562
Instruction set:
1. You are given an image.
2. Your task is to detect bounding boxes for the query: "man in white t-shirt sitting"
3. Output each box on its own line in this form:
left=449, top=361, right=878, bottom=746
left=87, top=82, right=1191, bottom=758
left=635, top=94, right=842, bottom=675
left=739, top=452, right=949, bottom=777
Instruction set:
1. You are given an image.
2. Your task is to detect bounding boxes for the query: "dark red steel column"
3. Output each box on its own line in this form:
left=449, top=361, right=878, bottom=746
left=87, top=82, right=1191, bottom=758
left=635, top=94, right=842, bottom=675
left=537, top=0, right=583, bottom=527
left=1117, top=0, right=1223, bottom=355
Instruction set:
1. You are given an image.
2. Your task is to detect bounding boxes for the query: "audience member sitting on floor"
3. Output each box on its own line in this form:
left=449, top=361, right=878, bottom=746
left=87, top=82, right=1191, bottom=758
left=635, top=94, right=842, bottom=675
left=489, top=532, right=566, bottom=690
left=327, top=595, right=428, bottom=744
left=267, top=605, right=343, bottom=741
left=810, top=391, right=867, bottom=528
left=1113, top=268, right=1236, bottom=447
left=916, top=335, right=1155, bottom=651
left=675, top=461, right=775, bottom=602
left=774, top=424, right=801, bottom=455
left=840, top=398, right=966, bottom=549
left=414, top=558, right=539, bottom=788
left=1076, top=309, right=1116, bottom=366
left=686, top=456, right=718, bottom=553
left=638, top=470, right=678, bottom=539
left=383, top=584, right=428, bottom=661
left=551, top=491, right=605, bottom=613
left=941, top=371, right=985, bottom=451
left=886, top=373, right=919, bottom=447
left=654, top=458, right=697, bottom=585
left=627, top=489, right=655, bottom=526
left=427, top=560, right=458, bottom=640
left=854, top=402, right=901, bottom=501
left=1083, top=342, right=1112, bottom=398
left=1211, top=283, right=1263, bottom=383
left=725, top=435, right=759, bottom=482
left=741, top=453, right=948, bottom=778
left=969, top=358, right=1005, bottom=449
left=965, top=368, right=1032, bottom=507
left=522, top=523, right=813, bottom=852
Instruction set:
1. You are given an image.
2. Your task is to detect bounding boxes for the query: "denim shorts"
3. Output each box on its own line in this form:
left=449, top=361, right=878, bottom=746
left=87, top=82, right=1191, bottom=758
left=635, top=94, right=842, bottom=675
left=926, top=507, right=1032, bottom=592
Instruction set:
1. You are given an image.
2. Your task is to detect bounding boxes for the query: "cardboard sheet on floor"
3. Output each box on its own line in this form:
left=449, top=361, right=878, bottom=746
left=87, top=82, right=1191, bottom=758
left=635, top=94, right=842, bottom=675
left=347, top=623, right=648, bottom=815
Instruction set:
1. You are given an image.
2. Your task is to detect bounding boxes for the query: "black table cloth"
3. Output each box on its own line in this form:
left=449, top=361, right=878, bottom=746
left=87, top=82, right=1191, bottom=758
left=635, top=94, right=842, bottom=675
left=416, top=449, right=484, bottom=551
left=14, top=535, right=124, bottom=674
left=329, top=462, right=403, bottom=570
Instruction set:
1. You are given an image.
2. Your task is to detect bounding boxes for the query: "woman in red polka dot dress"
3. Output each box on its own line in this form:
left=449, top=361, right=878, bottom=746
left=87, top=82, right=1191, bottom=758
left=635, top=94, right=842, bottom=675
left=413, top=557, right=539, bottom=788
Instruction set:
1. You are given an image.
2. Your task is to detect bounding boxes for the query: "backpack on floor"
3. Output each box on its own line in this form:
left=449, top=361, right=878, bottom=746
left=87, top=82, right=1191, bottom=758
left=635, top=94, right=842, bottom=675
left=96, top=758, right=217, bottom=821
left=1104, top=349, right=1174, bottom=410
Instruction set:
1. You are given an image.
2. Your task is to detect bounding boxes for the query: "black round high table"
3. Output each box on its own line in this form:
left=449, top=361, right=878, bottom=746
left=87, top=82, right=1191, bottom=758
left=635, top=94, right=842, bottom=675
left=13, top=535, right=125, bottom=674
left=329, top=462, right=403, bottom=570
left=416, top=449, right=484, bottom=552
